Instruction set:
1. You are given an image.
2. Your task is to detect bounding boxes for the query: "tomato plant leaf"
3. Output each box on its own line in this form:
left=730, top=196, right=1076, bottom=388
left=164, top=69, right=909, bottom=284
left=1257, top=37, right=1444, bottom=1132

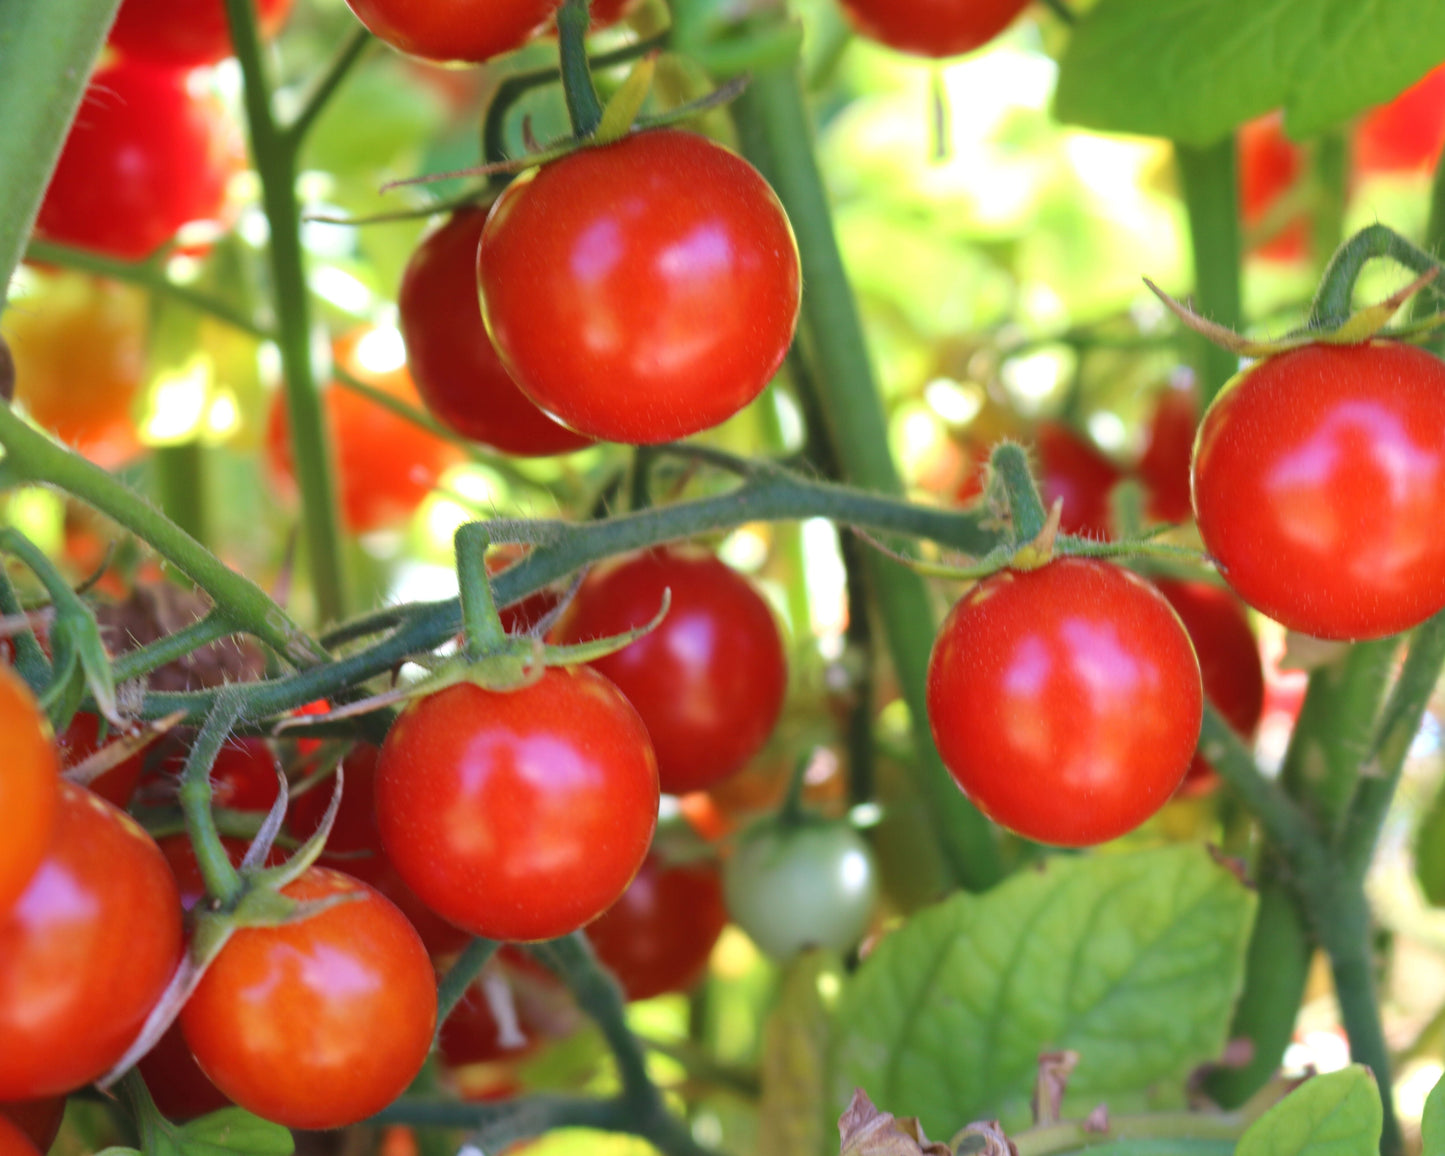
left=1053, top=0, right=1445, bottom=145
left=759, top=949, right=842, bottom=1156
left=1423, top=1072, right=1445, bottom=1156
left=1235, top=1067, right=1381, bottom=1156
left=831, top=845, right=1256, bottom=1137
left=175, top=1108, right=295, bottom=1156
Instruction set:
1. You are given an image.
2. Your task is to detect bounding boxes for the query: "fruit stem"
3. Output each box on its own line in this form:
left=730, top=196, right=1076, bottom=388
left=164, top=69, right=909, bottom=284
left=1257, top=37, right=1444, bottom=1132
left=433, top=937, right=500, bottom=1047
left=1174, top=138, right=1243, bottom=409
left=557, top=0, right=605, bottom=139
left=455, top=522, right=508, bottom=659
left=0, top=566, right=51, bottom=689
left=177, top=692, right=248, bottom=905
left=283, top=25, right=375, bottom=146
left=988, top=442, right=1049, bottom=544
left=1307, top=223, right=1443, bottom=330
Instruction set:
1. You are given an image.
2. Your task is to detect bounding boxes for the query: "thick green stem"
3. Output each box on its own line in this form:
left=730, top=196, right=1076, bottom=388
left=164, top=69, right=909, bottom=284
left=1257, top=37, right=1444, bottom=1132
left=455, top=522, right=505, bottom=657
left=1308, top=223, right=1443, bottom=328
left=153, top=441, right=209, bottom=547
left=989, top=442, right=1048, bottom=542
left=224, top=0, right=348, bottom=624
left=177, top=693, right=248, bottom=904
left=557, top=0, right=604, bottom=138
left=733, top=62, right=1002, bottom=891
left=0, top=0, right=122, bottom=307
left=433, top=938, right=499, bottom=1046
left=1174, top=140, right=1243, bottom=407
left=111, top=612, right=234, bottom=685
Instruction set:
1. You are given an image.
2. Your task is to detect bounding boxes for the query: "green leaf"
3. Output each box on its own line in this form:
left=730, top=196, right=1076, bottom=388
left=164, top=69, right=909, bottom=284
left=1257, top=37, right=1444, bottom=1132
left=174, top=1108, right=295, bottom=1156
left=1054, top=0, right=1445, bottom=146
left=1422, top=1073, right=1445, bottom=1156
left=832, top=845, right=1256, bottom=1138
left=1235, top=1067, right=1381, bottom=1156
left=759, top=950, right=843, bottom=1156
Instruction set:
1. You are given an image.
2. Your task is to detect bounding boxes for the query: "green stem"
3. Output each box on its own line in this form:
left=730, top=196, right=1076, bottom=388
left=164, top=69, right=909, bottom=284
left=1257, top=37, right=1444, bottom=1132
left=177, top=693, right=248, bottom=904
left=1174, top=139, right=1243, bottom=408
left=0, top=0, right=123, bottom=307
left=455, top=521, right=505, bottom=657
left=224, top=0, right=348, bottom=624
left=733, top=61, right=1002, bottom=891
left=1012, top=1105, right=1258, bottom=1156
left=1308, top=223, right=1443, bottom=329
left=152, top=441, right=208, bottom=546
left=283, top=25, right=373, bottom=145
left=0, top=566, right=51, bottom=688
left=111, top=612, right=234, bottom=685
left=433, top=937, right=499, bottom=1046
left=0, top=402, right=325, bottom=668
left=989, top=442, right=1047, bottom=542
left=556, top=0, right=604, bottom=139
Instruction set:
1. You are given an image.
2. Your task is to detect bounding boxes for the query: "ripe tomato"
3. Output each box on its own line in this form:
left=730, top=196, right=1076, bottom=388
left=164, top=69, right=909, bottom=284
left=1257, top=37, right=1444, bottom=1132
left=479, top=130, right=801, bottom=444
left=3, top=274, right=146, bottom=469
left=137, top=1022, right=231, bottom=1121
left=0, top=783, right=183, bottom=1099
left=926, top=558, right=1203, bottom=846
left=438, top=970, right=541, bottom=1068
left=0, top=666, right=58, bottom=916
left=35, top=60, right=243, bottom=261
left=0, top=1114, right=41, bottom=1156
left=1153, top=579, right=1265, bottom=794
left=1137, top=381, right=1198, bottom=525
left=108, top=0, right=293, bottom=67
left=265, top=329, right=464, bottom=534
left=158, top=736, right=280, bottom=813
left=180, top=867, right=436, bottom=1130
left=1239, top=114, right=1308, bottom=262
left=587, top=853, right=727, bottom=1000
left=287, top=743, right=471, bottom=956
left=837, top=0, right=1031, bottom=57
left=723, top=817, right=878, bottom=961
left=552, top=547, right=787, bottom=795
left=341, top=0, right=559, bottom=64
left=399, top=209, right=591, bottom=457
left=56, top=712, right=148, bottom=810
left=1354, top=64, right=1445, bottom=174
left=1192, top=342, right=1445, bottom=640
left=375, top=668, right=659, bottom=942
left=0, top=1097, right=64, bottom=1153
left=585, top=0, right=637, bottom=27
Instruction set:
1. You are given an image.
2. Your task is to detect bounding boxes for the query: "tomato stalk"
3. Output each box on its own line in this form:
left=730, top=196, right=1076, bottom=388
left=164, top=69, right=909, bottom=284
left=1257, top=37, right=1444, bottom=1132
left=987, top=442, right=1049, bottom=544
left=1307, top=222, right=1443, bottom=329
left=0, top=567, right=51, bottom=690
left=176, top=694, right=249, bottom=904
left=556, top=0, right=605, bottom=139
left=454, top=522, right=508, bottom=658
left=433, top=937, right=500, bottom=1045
left=1173, top=138, right=1243, bottom=408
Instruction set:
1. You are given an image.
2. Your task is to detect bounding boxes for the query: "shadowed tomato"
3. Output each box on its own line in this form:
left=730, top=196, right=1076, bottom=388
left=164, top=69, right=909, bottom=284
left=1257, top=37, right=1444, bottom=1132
left=553, top=547, right=788, bottom=795
left=0, top=1113, right=42, bottom=1156
left=0, top=666, right=58, bottom=916
left=109, top=0, right=293, bottom=66
left=137, top=1023, right=232, bottom=1121
left=161, top=737, right=280, bottom=813
left=0, top=1097, right=64, bottom=1153
left=438, top=970, right=541, bottom=1068
left=55, top=712, right=147, bottom=810
left=1137, top=381, right=1198, bottom=525
left=1239, top=113, right=1308, bottom=262
left=838, top=0, right=1030, bottom=57
left=0, top=783, right=182, bottom=1099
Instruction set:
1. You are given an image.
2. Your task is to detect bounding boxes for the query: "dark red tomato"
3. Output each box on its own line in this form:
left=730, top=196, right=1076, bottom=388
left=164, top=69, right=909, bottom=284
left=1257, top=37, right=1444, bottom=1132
left=287, top=743, right=471, bottom=957
left=587, top=854, right=727, bottom=1001
left=1153, top=579, right=1265, bottom=794
left=0, top=783, right=183, bottom=1099
left=181, top=867, right=436, bottom=1130
left=0, top=666, right=58, bottom=915
left=0, top=1113, right=41, bottom=1156
left=266, top=329, right=464, bottom=534
left=553, top=547, right=787, bottom=795
left=162, top=737, right=280, bottom=813
left=36, top=60, right=243, bottom=262
left=0, top=1097, right=65, bottom=1153
left=342, top=0, right=559, bottom=64
left=926, top=558, right=1203, bottom=846
left=56, top=712, right=147, bottom=810
left=1355, top=65, right=1445, bottom=174
left=400, top=209, right=592, bottom=458
left=109, top=0, right=293, bottom=67
left=1239, top=113, right=1308, bottom=262
left=1137, top=382, right=1198, bottom=525
left=137, top=1022, right=231, bottom=1121
left=586, top=0, right=637, bottom=26
left=479, top=130, right=802, bottom=445
left=1192, top=342, right=1445, bottom=640
left=838, top=0, right=1030, bottom=57
left=375, top=667, right=659, bottom=942
left=438, top=972, right=540, bottom=1068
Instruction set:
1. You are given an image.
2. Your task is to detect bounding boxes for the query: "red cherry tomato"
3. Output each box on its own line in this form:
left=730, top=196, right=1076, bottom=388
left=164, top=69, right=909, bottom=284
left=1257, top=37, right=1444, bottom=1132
left=1192, top=342, right=1445, bottom=640
left=375, top=667, right=659, bottom=942
left=479, top=130, right=801, bottom=444
left=1355, top=65, right=1445, bottom=174
left=0, top=1114, right=41, bottom=1156
left=489, top=547, right=563, bottom=637
left=287, top=743, right=471, bottom=957
left=137, top=1022, right=232, bottom=1121
left=0, top=782, right=183, bottom=1099
left=399, top=209, right=591, bottom=457
left=161, top=736, right=280, bottom=813
left=180, top=867, right=437, bottom=1130
left=1137, top=381, right=1199, bottom=525
left=1238, top=113, right=1308, bottom=263
left=36, top=60, right=243, bottom=262
left=1153, top=579, right=1265, bottom=794
left=109, top=0, right=293, bottom=67
left=553, top=547, right=787, bottom=795
left=0, top=1097, right=64, bottom=1153
left=837, top=0, right=1030, bottom=57
left=587, top=853, right=727, bottom=1001
left=341, top=0, right=559, bottom=64
left=926, top=558, right=1203, bottom=846
left=586, top=0, right=637, bottom=26
left=438, top=970, right=541, bottom=1068
left=55, top=712, right=147, bottom=810
left=0, top=666, right=58, bottom=915
left=266, top=329, right=464, bottom=534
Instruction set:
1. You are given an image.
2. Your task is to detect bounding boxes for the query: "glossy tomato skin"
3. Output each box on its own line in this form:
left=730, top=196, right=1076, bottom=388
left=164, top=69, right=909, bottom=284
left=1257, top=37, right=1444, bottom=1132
left=342, top=0, right=558, bottom=64
left=375, top=668, right=660, bottom=942
left=587, top=854, right=727, bottom=1000
left=1239, top=114, right=1308, bottom=262
left=0, top=783, right=183, bottom=1099
left=927, top=558, right=1203, bottom=846
left=838, top=0, right=1030, bottom=57
left=479, top=130, right=802, bottom=444
left=0, top=666, right=58, bottom=915
left=180, top=867, right=437, bottom=1130
left=553, top=548, right=787, bottom=795
left=109, top=0, right=293, bottom=66
left=1355, top=64, right=1445, bottom=174
left=399, top=209, right=591, bottom=457
left=1192, top=342, right=1445, bottom=640
left=36, top=60, right=242, bottom=262
left=1153, top=579, right=1265, bottom=793
left=1137, top=382, right=1198, bottom=525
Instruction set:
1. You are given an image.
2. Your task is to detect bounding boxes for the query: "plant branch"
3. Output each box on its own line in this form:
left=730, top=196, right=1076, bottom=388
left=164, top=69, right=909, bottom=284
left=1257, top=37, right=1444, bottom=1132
left=284, top=25, right=374, bottom=145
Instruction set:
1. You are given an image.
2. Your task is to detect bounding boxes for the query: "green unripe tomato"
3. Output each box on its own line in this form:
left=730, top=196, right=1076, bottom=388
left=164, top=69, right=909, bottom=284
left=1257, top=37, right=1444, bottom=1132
left=723, top=816, right=878, bottom=961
